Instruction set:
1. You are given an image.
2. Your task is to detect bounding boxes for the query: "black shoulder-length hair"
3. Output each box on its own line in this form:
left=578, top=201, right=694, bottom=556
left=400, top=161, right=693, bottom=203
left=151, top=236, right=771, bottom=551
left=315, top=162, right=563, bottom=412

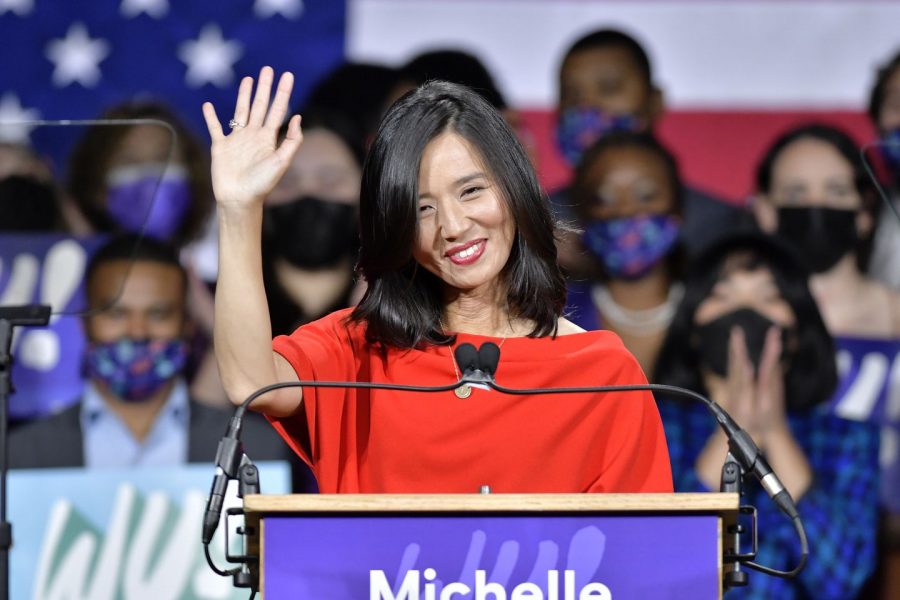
left=755, top=123, right=880, bottom=272
left=350, top=80, right=566, bottom=348
left=653, top=232, right=837, bottom=411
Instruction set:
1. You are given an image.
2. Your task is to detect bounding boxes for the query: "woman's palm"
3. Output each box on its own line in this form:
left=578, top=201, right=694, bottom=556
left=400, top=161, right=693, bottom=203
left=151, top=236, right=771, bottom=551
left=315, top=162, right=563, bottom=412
left=202, top=67, right=302, bottom=208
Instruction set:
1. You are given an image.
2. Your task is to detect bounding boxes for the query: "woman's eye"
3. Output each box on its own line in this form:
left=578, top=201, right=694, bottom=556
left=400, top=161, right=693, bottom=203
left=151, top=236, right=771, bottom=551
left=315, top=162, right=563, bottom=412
left=462, top=186, right=483, bottom=197
left=419, top=204, right=434, bottom=213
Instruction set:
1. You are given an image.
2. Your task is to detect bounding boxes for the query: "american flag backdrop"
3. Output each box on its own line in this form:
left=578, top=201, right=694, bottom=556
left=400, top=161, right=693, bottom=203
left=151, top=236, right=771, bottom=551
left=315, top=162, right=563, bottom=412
left=0, top=0, right=346, bottom=172
left=2, top=0, right=899, bottom=198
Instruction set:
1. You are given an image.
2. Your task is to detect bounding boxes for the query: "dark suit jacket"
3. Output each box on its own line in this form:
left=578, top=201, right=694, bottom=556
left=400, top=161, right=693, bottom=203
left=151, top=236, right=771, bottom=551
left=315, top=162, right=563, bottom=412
left=8, top=399, right=300, bottom=479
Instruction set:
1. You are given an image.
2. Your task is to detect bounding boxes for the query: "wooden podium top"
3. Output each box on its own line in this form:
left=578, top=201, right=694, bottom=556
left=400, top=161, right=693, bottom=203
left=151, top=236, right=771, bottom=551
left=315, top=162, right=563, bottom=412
left=243, top=492, right=738, bottom=513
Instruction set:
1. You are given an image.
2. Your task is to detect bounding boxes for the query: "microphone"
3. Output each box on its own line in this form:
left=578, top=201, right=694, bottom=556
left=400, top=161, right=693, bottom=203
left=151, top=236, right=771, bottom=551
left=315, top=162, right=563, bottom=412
left=204, top=341, right=806, bottom=582
left=203, top=372, right=464, bottom=576
left=478, top=342, right=501, bottom=378
left=454, top=342, right=494, bottom=390
left=202, top=415, right=244, bottom=545
left=453, top=343, right=480, bottom=376
left=477, top=345, right=797, bottom=519
left=713, top=410, right=798, bottom=519
left=474, top=342, right=806, bottom=580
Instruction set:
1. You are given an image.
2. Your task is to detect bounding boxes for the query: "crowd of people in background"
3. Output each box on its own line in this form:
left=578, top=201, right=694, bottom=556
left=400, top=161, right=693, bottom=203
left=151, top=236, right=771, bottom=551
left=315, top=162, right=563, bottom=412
left=1, top=26, right=899, bottom=599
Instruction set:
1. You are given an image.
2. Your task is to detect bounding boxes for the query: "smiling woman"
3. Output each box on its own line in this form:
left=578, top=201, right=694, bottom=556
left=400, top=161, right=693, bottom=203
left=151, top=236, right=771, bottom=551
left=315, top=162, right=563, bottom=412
left=204, top=67, right=673, bottom=494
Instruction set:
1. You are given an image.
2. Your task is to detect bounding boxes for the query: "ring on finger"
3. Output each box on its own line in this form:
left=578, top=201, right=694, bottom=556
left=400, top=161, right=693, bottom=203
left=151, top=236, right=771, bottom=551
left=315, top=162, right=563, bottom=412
left=228, top=119, right=245, bottom=129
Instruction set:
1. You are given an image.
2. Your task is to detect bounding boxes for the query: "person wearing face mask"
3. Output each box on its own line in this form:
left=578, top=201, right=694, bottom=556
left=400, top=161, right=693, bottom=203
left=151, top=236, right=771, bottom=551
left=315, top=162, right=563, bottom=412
left=67, top=101, right=213, bottom=247
left=7, top=235, right=291, bottom=471
left=261, top=106, right=364, bottom=336
left=753, top=123, right=900, bottom=599
left=551, top=28, right=747, bottom=276
left=566, top=131, right=685, bottom=376
left=654, top=233, right=879, bottom=600
left=867, top=49, right=900, bottom=291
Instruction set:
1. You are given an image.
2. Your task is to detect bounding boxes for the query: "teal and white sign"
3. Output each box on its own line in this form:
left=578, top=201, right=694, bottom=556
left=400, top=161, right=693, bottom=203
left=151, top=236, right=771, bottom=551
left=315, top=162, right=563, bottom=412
left=10, top=462, right=290, bottom=599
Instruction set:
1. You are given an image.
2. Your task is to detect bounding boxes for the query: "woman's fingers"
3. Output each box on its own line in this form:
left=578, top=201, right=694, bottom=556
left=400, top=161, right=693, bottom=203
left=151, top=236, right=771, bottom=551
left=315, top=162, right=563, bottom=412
left=233, top=76, right=254, bottom=126
left=758, top=326, right=785, bottom=402
left=202, top=102, right=224, bottom=140
left=248, top=66, right=274, bottom=127
left=265, top=71, right=295, bottom=130
left=275, top=114, right=303, bottom=163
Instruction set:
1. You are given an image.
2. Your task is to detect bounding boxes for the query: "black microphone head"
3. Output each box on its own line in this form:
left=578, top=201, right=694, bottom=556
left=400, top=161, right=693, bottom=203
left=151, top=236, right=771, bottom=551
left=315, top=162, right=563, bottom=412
left=478, top=342, right=500, bottom=377
left=454, top=343, right=480, bottom=374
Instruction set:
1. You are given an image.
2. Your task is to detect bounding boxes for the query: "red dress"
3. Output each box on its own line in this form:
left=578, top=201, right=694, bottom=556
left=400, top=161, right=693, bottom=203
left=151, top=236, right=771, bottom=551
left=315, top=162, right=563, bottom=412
left=269, top=308, right=672, bottom=494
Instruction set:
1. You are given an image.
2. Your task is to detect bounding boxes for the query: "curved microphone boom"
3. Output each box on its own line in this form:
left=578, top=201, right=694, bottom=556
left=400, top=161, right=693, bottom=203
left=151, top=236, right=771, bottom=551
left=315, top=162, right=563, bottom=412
left=204, top=341, right=807, bottom=582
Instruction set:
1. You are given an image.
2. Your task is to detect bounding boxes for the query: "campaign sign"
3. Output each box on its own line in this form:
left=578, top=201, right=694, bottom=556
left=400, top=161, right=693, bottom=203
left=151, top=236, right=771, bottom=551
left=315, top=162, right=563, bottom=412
left=10, top=461, right=291, bottom=599
left=264, top=513, right=719, bottom=599
left=0, top=234, right=106, bottom=419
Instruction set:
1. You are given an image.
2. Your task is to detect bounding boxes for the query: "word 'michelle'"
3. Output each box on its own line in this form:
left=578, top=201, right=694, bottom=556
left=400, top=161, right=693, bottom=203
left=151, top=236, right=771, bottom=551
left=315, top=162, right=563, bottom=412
left=370, top=569, right=612, bottom=600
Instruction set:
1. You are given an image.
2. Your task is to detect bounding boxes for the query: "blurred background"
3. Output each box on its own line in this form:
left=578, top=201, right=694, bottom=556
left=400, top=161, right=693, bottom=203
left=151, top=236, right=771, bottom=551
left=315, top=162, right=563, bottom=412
left=2, top=0, right=897, bottom=201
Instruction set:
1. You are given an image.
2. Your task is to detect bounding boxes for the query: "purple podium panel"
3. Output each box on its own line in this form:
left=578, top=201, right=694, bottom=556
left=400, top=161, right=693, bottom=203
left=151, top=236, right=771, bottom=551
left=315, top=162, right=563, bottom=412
left=263, top=514, right=719, bottom=599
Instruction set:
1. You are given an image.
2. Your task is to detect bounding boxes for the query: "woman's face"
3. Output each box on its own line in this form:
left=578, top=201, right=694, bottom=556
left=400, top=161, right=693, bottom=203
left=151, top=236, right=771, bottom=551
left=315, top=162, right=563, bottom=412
left=268, top=128, right=361, bottom=206
left=576, top=145, right=677, bottom=221
left=413, top=131, right=516, bottom=296
left=694, top=263, right=795, bottom=330
left=766, top=138, right=861, bottom=212
left=108, top=124, right=185, bottom=171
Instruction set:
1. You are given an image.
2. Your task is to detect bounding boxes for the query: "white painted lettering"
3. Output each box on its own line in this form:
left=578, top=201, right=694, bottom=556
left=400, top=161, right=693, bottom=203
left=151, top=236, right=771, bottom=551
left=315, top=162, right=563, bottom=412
left=441, top=582, right=472, bottom=600
left=371, top=569, right=418, bottom=600
left=580, top=582, right=612, bottom=599
left=511, top=582, right=543, bottom=599
left=475, top=569, right=507, bottom=600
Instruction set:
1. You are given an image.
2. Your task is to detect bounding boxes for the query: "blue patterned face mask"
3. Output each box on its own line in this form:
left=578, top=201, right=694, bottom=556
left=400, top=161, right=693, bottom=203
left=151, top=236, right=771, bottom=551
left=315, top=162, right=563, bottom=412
left=556, top=106, right=640, bottom=166
left=106, top=163, right=192, bottom=241
left=582, top=214, right=680, bottom=280
left=85, top=337, right=188, bottom=403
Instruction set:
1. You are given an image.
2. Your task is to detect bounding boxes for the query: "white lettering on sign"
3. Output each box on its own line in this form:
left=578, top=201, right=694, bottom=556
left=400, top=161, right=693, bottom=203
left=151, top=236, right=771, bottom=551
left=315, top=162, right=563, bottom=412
left=370, top=569, right=612, bottom=600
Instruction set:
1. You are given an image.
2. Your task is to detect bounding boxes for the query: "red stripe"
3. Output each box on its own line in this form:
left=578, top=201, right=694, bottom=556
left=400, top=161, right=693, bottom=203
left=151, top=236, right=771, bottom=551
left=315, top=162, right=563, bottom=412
left=521, top=109, right=876, bottom=202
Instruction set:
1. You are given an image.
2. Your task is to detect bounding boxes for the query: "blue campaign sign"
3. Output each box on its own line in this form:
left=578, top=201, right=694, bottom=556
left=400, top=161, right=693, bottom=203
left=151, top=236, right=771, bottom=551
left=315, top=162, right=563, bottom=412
left=9, top=461, right=291, bottom=599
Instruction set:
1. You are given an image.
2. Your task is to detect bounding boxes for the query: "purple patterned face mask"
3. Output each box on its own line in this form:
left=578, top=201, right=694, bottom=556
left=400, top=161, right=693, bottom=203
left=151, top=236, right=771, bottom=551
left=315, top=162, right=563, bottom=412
left=556, top=106, right=640, bottom=166
left=105, top=163, right=192, bottom=241
left=582, top=214, right=680, bottom=280
left=85, top=338, right=188, bottom=403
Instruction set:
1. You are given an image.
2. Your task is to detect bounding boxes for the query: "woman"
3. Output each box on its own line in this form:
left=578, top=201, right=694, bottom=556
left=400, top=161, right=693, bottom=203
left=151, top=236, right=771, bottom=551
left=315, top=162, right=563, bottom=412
left=752, top=123, right=900, bottom=597
left=67, top=100, right=214, bottom=247
left=654, top=233, right=879, bottom=599
left=203, top=67, right=672, bottom=494
left=262, top=106, right=364, bottom=336
left=566, top=131, right=685, bottom=376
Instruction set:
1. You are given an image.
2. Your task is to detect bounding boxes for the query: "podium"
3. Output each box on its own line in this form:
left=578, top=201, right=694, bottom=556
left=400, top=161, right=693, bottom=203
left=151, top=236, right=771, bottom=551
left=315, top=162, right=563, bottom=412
left=242, top=493, right=739, bottom=598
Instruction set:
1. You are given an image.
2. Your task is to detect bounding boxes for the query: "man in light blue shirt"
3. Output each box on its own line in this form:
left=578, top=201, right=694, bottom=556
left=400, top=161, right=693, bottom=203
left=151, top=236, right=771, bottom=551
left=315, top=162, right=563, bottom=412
left=9, top=235, right=293, bottom=472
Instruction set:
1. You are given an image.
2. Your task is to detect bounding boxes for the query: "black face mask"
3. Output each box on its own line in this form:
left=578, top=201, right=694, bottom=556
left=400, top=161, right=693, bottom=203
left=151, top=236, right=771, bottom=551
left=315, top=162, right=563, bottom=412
left=0, top=176, right=60, bottom=231
left=776, top=206, right=857, bottom=274
left=695, top=307, right=788, bottom=377
left=263, top=196, right=358, bottom=269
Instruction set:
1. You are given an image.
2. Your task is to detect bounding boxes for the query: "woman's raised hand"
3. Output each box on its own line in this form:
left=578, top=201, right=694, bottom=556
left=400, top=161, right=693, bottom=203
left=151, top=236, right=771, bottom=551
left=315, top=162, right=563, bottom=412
left=202, top=66, right=302, bottom=211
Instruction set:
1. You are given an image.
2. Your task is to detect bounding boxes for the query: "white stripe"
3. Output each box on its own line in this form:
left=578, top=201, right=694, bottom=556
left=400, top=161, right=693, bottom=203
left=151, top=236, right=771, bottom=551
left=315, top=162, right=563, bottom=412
left=834, top=351, right=889, bottom=422
left=348, top=0, right=900, bottom=108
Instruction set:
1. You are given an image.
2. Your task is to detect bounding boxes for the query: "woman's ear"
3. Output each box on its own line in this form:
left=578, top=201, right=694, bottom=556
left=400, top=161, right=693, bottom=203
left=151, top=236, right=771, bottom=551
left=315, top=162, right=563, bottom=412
left=751, top=194, right=778, bottom=233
